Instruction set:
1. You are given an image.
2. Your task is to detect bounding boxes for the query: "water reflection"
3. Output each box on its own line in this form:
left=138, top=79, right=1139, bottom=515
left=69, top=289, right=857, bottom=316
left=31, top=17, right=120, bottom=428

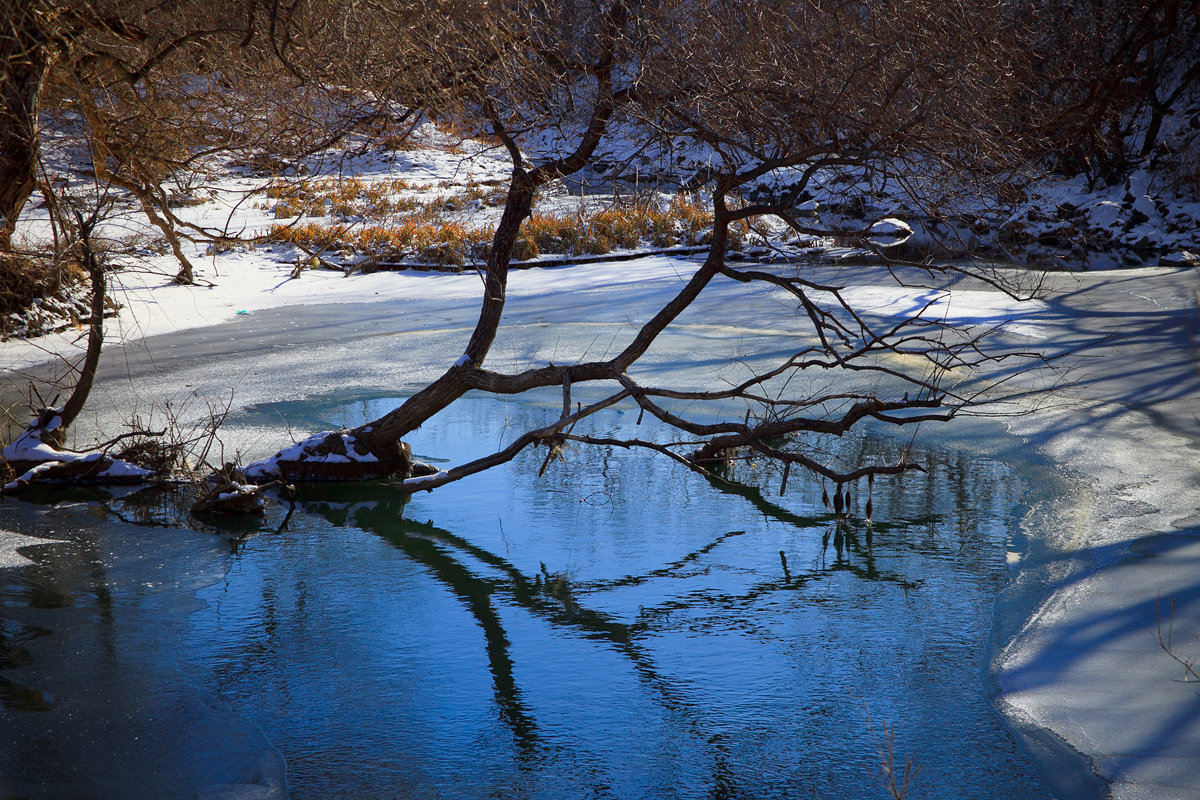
left=0, top=395, right=1058, bottom=799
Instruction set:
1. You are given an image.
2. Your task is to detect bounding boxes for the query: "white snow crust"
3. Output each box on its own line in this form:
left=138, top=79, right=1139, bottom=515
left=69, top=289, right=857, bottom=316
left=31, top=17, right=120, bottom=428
left=244, top=429, right=381, bottom=480
left=1, top=422, right=153, bottom=490
left=867, top=217, right=912, bottom=237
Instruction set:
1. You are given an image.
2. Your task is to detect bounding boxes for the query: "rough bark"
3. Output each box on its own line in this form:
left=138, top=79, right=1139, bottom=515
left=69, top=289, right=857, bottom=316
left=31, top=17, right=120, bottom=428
left=355, top=170, right=538, bottom=465
left=52, top=220, right=106, bottom=440
left=0, top=12, right=51, bottom=250
left=356, top=27, right=622, bottom=462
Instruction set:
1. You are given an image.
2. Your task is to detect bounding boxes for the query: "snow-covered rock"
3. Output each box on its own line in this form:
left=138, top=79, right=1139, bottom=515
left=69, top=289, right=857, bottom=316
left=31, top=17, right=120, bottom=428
left=1088, top=201, right=1125, bottom=230
left=192, top=480, right=266, bottom=515
left=867, top=217, right=912, bottom=236
left=866, top=217, right=913, bottom=246
left=1160, top=249, right=1200, bottom=267
left=2, top=421, right=153, bottom=490
left=1131, top=194, right=1160, bottom=222
left=244, top=428, right=386, bottom=482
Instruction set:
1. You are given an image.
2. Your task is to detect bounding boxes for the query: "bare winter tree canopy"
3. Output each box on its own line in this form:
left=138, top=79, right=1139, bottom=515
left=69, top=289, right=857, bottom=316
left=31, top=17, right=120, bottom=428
left=233, top=0, right=1058, bottom=490
left=5, top=5, right=1200, bottom=797
left=3, top=0, right=1193, bottom=503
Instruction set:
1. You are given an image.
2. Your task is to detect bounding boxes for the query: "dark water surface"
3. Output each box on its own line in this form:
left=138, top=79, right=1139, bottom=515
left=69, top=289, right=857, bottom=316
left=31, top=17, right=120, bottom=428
left=0, top=393, right=1055, bottom=799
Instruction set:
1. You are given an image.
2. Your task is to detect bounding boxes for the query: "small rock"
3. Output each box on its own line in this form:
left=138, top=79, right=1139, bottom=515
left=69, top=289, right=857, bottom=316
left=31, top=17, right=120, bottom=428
left=866, top=218, right=913, bottom=247
left=1088, top=201, right=1124, bottom=229
left=192, top=481, right=265, bottom=516
left=1132, top=194, right=1159, bottom=221
left=793, top=199, right=820, bottom=216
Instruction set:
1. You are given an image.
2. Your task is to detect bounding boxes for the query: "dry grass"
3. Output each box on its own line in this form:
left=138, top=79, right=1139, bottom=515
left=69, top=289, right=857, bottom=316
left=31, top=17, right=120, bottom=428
left=261, top=183, right=722, bottom=266
left=0, top=251, right=88, bottom=338
left=260, top=177, right=507, bottom=223
left=519, top=195, right=715, bottom=258
left=261, top=177, right=425, bottom=219
left=268, top=219, right=491, bottom=266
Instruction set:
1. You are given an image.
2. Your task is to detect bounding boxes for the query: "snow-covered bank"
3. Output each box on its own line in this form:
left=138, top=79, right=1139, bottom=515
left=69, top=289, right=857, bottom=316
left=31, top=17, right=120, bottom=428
left=992, top=267, right=1200, bottom=799
left=0, top=253, right=695, bottom=374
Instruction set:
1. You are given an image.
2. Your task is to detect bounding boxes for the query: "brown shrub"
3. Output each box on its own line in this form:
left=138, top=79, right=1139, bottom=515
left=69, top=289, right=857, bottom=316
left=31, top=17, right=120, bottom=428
left=0, top=252, right=86, bottom=333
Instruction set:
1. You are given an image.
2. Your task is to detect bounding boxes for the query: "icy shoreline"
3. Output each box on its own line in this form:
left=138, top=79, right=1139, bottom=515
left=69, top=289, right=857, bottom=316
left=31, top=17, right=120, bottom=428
left=991, top=267, right=1200, bottom=799
left=2, top=254, right=1198, bottom=797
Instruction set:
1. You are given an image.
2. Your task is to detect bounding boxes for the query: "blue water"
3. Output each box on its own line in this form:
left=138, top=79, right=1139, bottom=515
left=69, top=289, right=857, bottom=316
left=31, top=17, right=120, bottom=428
left=0, top=392, right=1055, bottom=799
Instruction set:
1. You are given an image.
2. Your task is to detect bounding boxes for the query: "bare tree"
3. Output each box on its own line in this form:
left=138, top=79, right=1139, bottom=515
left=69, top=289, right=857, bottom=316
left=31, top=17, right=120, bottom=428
left=1, top=0, right=359, bottom=285
left=0, top=0, right=54, bottom=252
left=247, top=0, right=1054, bottom=497
left=1016, top=0, right=1200, bottom=184
left=0, top=0, right=170, bottom=251
left=2, top=0, right=396, bottom=450
left=2, top=0, right=1063, bottom=500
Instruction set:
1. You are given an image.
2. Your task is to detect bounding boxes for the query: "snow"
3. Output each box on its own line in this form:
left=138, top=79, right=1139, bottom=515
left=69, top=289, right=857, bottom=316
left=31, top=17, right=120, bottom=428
left=1089, top=201, right=1125, bottom=229
left=1, top=453, right=154, bottom=491
left=990, top=267, right=1200, bottom=799
left=401, top=470, right=450, bottom=490
left=3, top=462, right=66, bottom=491
left=1162, top=250, right=1200, bottom=267
left=1, top=417, right=153, bottom=489
left=822, top=286, right=1050, bottom=339
left=2, top=426, right=69, bottom=463
left=3, top=241, right=1063, bottom=375
left=244, top=428, right=382, bottom=479
left=867, top=217, right=912, bottom=237
left=1132, top=194, right=1159, bottom=220
left=213, top=484, right=263, bottom=504
left=98, top=460, right=155, bottom=480
left=4, top=126, right=1200, bottom=797
left=6, top=114, right=1197, bottom=371
left=241, top=459, right=280, bottom=481
left=1003, top=166, right=1200, bottom=266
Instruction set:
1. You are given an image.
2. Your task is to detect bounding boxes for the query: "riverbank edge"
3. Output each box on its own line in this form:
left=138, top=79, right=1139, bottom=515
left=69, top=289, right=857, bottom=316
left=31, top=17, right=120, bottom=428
left=989, top=265, right=1200, bottom=799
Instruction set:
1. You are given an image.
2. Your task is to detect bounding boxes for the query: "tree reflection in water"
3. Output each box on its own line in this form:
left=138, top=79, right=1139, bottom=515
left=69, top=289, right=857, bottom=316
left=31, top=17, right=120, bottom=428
left=0, top=409, right=1058, bottom=800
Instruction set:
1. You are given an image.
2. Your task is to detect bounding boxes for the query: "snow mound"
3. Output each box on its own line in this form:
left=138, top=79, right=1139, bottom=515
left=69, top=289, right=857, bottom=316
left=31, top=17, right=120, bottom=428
left=867, top=218, right=913, bottom=247
left=2, top=423, right=153, bottom=491
left=244, top=429, right=385, bottom=482
left=868, top=217, right=913, bottom=237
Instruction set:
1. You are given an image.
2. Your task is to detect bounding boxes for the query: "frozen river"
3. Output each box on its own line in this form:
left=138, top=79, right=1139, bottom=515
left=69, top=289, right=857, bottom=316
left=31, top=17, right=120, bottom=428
left=2, top=257, right=1198, bottom=798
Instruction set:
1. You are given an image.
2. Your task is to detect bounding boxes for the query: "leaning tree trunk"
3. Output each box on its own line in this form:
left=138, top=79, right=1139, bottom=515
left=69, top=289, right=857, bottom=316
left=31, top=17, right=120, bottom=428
left=355, top=172, right=537, bottom=469
left=343, top=11, right=624, bottom=476
left=354, top=83, right=620, bottom=468
left=0, top=11, right=51, bottom=251
left=46, top=218, right=107, bottom=445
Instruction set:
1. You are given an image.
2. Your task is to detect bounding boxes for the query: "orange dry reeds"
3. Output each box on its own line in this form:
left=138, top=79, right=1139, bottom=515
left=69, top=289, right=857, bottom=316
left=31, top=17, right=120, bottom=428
left=268, top=222, right=351, bottom=252
left=262, top=190, right=719, bottom=266
left=522, top=195, right=714, bottom=255
left=261, top=177, right=428, bottom=220
left=267, top=219, right=491, bottom=265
